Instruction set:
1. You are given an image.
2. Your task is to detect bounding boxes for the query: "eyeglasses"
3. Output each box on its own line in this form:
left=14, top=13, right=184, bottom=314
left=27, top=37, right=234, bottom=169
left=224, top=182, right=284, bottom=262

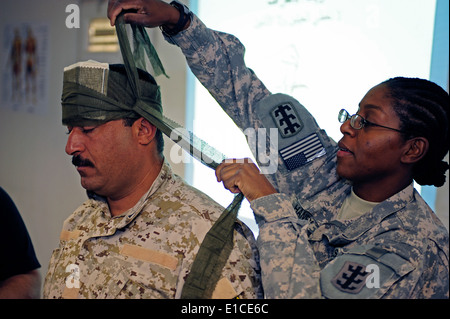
left=338, top=109, right=405, bottom=133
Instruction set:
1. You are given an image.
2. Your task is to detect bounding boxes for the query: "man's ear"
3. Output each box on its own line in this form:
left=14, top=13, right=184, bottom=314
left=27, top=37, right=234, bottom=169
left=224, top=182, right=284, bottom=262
left=133, top=117, right=157, bottom=145
left=401, top=137, right=429, bottom=164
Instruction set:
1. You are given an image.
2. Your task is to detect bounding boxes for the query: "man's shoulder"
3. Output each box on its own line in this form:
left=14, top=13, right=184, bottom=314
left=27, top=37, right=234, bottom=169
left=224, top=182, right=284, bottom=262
left=62, top=198, right=105, bottom=230
left=160, top=172, right=226, bottom=221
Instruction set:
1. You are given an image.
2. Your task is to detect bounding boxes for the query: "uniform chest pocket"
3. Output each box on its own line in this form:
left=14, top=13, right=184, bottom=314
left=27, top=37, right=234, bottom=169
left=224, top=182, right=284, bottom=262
left=114, top=244, right=181, bottom=299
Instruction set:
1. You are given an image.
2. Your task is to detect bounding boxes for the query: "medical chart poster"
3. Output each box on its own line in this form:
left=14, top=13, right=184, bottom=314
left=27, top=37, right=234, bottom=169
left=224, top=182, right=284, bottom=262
left=1, top=23, right=50, bottom=115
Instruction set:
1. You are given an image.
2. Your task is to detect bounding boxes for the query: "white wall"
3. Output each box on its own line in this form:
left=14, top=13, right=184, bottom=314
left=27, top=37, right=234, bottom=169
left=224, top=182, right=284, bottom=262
left=0, top=0, right=188, bottom=295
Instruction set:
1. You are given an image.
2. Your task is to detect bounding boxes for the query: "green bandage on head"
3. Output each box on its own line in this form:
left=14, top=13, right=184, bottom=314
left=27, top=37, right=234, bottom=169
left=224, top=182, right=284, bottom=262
left=61, top=60, right=163, bottom=127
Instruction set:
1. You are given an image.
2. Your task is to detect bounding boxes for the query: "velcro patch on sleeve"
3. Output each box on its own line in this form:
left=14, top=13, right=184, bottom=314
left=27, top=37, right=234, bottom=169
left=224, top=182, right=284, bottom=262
left=321, top=247, right=415, bottom=299
left=271, top=102, right=304, bottom=138
left=60, top=229, right=82, bottom=241
left=120, top=244, right=178, bottom=271
left=255, top=93, right=326, bottom=172
left=279, top=132, right=326, bottom=171
left=330, top=261, right=370, bottom=294
left=62, top=287, right=80, bottom=299
left=211, top=277, right=239, bottom=299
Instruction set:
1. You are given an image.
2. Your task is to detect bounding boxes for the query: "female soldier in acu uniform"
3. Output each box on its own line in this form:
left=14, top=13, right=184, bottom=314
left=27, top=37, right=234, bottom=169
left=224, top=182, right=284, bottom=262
left=108, top=0, right=449, bottom=299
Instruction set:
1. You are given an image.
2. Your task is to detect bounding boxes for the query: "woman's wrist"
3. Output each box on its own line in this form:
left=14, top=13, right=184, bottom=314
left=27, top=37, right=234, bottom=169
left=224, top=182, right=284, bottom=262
left=161, top=1, right=191, bottom=36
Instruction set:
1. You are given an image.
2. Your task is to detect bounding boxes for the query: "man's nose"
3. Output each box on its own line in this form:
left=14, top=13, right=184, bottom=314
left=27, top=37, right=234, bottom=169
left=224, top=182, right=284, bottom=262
left=65, top=129, right=85, bottom=155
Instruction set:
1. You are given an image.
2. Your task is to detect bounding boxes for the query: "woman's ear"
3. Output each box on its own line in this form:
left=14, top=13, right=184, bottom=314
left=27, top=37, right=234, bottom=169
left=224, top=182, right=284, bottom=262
left=133, top=117, right=157, bottom=145
left=401, top=137, right=429, bottom=164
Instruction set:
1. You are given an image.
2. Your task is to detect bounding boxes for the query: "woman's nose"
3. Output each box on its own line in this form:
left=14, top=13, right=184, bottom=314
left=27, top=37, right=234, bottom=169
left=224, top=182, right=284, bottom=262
left=340, top=119, right=357, bottom=137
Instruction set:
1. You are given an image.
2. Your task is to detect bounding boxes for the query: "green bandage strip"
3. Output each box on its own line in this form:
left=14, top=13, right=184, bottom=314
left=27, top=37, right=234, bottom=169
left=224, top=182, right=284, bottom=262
left=180, top=192, right=244, bottom=299
left=114, top=15, right=244, bottom=299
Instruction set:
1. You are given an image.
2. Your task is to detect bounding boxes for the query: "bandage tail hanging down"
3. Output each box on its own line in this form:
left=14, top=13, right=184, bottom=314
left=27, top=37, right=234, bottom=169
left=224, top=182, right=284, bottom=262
left=115, top=14, right=244, bottom=299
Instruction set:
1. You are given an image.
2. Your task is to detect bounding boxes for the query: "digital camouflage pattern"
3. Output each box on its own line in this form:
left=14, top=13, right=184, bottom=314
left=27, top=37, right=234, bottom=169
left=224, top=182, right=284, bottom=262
left=165, top=13, right=449, bottom=298
left=44, top=161, right=262, bottom=299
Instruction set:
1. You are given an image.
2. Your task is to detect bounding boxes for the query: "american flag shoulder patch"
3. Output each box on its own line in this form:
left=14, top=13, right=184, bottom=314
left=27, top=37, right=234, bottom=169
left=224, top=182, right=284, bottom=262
left=279, top=133, right=326, bottom=171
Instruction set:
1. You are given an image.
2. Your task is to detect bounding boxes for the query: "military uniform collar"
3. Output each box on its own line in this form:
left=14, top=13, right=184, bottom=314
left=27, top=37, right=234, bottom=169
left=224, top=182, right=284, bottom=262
left=86, top=159, right=173, bottom=229
left=322, top=183, right=415, bottom=243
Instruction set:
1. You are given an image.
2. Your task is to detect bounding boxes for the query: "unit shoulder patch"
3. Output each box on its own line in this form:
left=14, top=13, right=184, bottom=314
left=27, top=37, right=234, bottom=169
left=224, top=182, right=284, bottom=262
left=331, top=261, right=369, bottom=294
left=254, top=93, right=329, bottom=172
left=321, top=247, right=415, bottom=299
left=271, top=102, right=303, bottom=138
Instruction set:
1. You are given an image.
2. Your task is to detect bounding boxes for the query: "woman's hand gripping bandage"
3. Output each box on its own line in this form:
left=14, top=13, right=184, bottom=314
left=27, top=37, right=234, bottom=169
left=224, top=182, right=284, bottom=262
left=215, top=158, right=278, bottom=202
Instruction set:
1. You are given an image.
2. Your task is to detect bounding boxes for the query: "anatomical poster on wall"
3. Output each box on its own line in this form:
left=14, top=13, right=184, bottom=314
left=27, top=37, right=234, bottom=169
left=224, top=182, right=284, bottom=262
left=1, top=22, right=49, bottom=115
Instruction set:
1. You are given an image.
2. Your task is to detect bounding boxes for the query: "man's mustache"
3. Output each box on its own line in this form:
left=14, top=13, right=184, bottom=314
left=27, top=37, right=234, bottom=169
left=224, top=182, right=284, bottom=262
left=72, top=155, right=94, bottom=168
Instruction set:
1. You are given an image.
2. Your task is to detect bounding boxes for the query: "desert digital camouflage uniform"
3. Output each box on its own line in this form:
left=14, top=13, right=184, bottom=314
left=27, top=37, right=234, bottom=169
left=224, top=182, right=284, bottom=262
left=44, top=161, right=262, bottom=299
left=164, top=12, right=449, bottom=298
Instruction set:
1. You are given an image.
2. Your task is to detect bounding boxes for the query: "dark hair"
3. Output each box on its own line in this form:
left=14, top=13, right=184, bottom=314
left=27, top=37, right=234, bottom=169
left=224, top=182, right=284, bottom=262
left=109, top=64, right=165, bottom=155
left=382, top=77, right=449, bottom=187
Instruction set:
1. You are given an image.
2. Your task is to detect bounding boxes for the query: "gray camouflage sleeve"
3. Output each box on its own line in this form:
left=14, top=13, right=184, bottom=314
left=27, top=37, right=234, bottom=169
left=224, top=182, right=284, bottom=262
left=250, top=193, right=323, bottom=298
left=164, top=14, right=271, bottom=131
